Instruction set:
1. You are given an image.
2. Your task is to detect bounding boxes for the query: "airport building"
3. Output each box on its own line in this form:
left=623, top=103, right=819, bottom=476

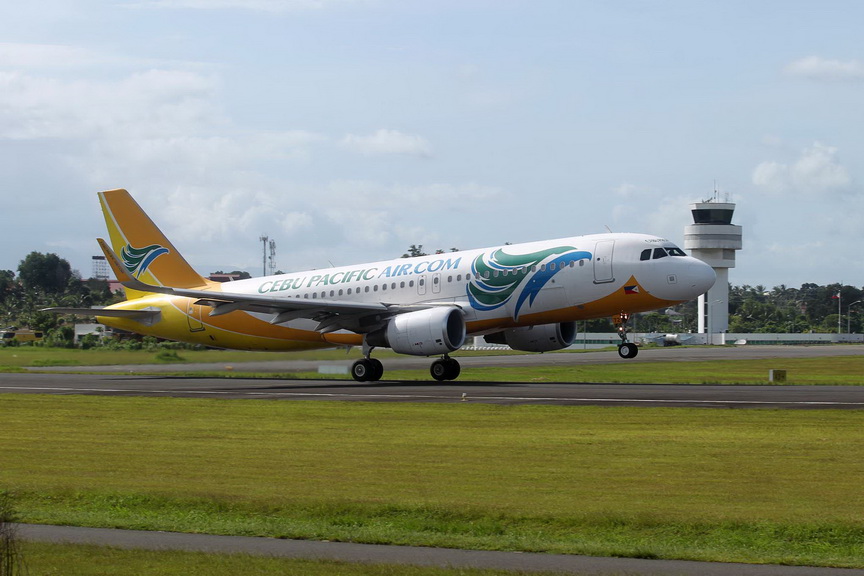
left=684, top=198, right=743, bottom=344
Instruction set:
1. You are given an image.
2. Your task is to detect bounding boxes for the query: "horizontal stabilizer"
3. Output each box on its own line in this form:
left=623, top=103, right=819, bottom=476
left=41, top=307, right=160, bottom=320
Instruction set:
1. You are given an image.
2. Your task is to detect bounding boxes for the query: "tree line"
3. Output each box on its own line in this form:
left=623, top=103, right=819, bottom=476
left=2, top=251, right=862, bottom=348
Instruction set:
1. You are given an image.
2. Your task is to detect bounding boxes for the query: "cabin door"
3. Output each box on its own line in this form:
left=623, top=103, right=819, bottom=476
left=593, top=240, right=615, bottom=284
left=187, top=301, right=206, bottom=332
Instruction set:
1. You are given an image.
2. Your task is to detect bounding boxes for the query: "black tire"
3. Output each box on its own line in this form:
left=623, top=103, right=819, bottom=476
left=431, top=358, right=461, bottom=381
left=618, top=343, right=639, bottom=359
left=369, top=358, right=384, bottom=381
left=445, top=358, right=461, bottom=380
left=352, top=359, right=371, bottom=382
left=430, top=359, right=449, bottom=381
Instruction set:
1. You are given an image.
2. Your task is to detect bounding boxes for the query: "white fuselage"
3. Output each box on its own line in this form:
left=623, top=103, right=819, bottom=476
left=222, top=232, right=715, bottom=334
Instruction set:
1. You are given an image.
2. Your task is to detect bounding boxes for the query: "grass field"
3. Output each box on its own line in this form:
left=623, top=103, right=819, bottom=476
left=2, top=346, right=863, bottom=385
left=3, top=394, right=864, bottom=568
left=0, top=346, right=363, bottom=368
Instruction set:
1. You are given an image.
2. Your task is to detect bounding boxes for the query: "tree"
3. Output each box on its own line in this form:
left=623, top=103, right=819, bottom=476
left=17, top=252, right=72, bottom=294
left=402, top=245, right=427, bottom=258
left=0, top=271, right=14, bottom=300
left=402, top=246, right=460, bottom=258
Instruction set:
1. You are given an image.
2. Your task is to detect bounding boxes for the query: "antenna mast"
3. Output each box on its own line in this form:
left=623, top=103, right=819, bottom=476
left=259, top=235, right=268, bottom=277
left=269, top=238, right=277, bottom=276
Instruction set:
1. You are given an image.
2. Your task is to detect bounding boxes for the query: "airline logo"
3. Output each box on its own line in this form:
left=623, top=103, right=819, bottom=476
left=467, top=246, right=591, bottom=318
left=122, top=243, right=169, bottom=277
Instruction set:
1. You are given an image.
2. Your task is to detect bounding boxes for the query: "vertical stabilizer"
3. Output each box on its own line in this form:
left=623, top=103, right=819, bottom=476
left=98, top=189, right=211, bottom=290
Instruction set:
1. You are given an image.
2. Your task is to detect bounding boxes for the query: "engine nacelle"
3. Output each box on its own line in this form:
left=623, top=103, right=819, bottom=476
left=367, top=307, right=466, bottom=356
left=484, top=322, right=576, bottom=352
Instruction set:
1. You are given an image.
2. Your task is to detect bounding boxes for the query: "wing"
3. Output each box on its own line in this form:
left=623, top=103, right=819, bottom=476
left=97, top=238, right=452, bottom=334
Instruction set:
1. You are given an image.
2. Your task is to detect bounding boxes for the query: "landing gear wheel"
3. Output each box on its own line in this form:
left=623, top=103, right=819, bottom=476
left=352, top=358, right=384, bottom=382
left=369, top=358, right=384, bottom=381
left=430, top=357, right=461, bottom=381
left=618, top=342, right=638, bottom=359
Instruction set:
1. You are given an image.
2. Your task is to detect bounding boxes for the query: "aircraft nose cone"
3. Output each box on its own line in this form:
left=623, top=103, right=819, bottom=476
left=687, top=260, right=716, bottom=294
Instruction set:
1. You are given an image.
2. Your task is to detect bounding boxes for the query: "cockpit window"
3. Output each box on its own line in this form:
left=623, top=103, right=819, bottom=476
left=642, top=245, right=688, bottom=260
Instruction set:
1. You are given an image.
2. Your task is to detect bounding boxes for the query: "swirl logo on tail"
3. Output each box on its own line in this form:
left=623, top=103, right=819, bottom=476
left=468, top=246, right=591, bottom=319
left=121, top=244, right=169, bottom=278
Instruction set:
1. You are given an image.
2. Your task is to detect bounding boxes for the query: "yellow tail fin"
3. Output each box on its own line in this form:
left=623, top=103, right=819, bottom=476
left=98, top=189, right=211, bottom=291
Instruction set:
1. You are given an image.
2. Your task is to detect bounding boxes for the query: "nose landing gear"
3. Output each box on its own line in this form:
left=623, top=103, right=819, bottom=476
left=614, top=313, right=639, bottom=359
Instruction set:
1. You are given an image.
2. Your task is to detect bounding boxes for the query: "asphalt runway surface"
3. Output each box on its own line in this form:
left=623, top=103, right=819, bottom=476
left=4, top=372, right=864, bottom=409
left=4, top=345, right=863, bottom=409
left=18, top=523, right=864, bottom=576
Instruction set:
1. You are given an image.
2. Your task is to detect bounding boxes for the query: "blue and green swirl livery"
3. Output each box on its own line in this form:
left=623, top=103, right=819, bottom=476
left=121, top=243, right=169, bottom=277
left=467, top=246, right=592, bottom=318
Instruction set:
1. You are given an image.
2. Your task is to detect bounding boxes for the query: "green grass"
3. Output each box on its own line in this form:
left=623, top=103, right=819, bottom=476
left=21, top=542, right=544, bottom=576
left=4, top=346, right=862, bottom=385
left=139, top=355, right=864, bottom=385
left=0, top=346, right=364, bottom=368
left=3, top=394, right=864, bottom=567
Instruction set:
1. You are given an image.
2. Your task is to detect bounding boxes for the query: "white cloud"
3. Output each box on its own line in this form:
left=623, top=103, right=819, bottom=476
left=0, top=43, right=102, bottom=68
left=784, top=56, right=864, bottom=81
left=340, top=129, right=433, bottom=158
left=752, top=142, right=851, bottom=196
left=280, top=211, right=315, bottom=236
left=0, top=69, right=223, bottom=140
left=612, top=182, right=638, bottom=198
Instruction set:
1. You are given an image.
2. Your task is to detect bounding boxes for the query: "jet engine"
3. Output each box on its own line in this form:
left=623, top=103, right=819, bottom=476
left=367, top=307, right=466, bottom=356
left=484, top=321, right=577, bottom=352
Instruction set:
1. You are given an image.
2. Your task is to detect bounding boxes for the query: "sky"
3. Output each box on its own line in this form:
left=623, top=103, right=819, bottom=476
left=1, top=0, right=862, bottom=289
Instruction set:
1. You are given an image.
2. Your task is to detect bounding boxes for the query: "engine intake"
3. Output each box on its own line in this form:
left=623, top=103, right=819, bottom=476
left=484, top=322, right=576, bottom=352
left=367, top=307, right=466, bottom=356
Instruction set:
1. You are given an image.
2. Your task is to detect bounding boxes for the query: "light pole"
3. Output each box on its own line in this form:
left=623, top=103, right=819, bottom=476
left=849, top=300, right=862, bottom=334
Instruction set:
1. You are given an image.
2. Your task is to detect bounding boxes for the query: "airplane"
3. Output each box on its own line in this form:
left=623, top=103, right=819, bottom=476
left=46, top=189, right=716, bottom=382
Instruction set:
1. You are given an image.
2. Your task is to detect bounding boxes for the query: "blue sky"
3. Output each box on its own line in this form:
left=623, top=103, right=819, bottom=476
left=1, top=0, right=862, bottom=288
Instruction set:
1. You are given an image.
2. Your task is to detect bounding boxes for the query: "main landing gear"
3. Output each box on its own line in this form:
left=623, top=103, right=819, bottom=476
left=351, top=357, right=384, bottom=382
left=350, top=349, right=462, bottom=383
left=430, top=355, right=461, bottom=381
left=614, top=313, right=639, bottom=359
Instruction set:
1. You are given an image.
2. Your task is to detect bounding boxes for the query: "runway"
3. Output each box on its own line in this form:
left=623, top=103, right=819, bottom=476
left=18, top=523, right=864, bottom=576
left=24, top=343, right=864, bottom=374
left=2, top=344, right=863, bottom=409
left=2, top=375, right=863, bottom=408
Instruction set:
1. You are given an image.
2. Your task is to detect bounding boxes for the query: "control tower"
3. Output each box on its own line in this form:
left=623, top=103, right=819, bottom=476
left=683, top=197, right=743, bottom=344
